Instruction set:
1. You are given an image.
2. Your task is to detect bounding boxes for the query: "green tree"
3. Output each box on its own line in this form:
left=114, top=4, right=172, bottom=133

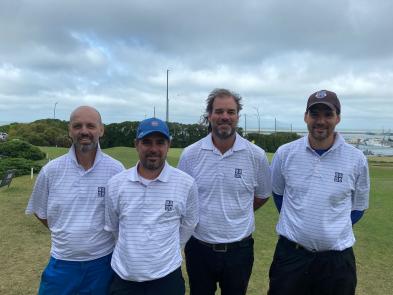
left=246, top=132, right=301, bottom=152
left=0, top=158, right=42, bottom=178
left=0, top=140, right=46, bottom=160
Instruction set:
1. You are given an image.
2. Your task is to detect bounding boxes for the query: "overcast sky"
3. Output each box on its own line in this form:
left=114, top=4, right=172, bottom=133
left=1, top=0, right=392, bottom=132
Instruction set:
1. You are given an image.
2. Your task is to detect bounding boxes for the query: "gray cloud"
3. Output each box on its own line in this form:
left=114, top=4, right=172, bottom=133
left=0, top=0, right=392, bottom=131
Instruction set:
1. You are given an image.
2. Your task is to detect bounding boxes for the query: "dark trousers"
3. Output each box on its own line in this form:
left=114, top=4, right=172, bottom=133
left=184, top=236, right=254, bottom=295
left=268, top=236, right=357, bottom=295
left=109, top=267, right=185, bottom=295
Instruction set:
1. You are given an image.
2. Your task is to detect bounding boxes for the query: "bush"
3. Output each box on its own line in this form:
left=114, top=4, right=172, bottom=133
left=0, top=158, right=42, bottom=178
left=246, top=132, right=301, bottom=153
left=5, top=119, right=70, bottom=147
left=0, top=140, right=46, bottom=160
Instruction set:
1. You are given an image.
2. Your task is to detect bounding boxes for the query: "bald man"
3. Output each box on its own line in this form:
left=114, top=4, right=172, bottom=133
left=26, top=106, right=125, bottom=295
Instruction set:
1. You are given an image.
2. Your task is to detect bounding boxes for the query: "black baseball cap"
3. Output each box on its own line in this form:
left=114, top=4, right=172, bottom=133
left=306, top=90, right=341, bottom=114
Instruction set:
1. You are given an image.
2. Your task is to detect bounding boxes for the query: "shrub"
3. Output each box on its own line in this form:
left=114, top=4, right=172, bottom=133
left=5, top=119, right=70, bottom=147
left=0, top=158, right=42, bottom=178
left=0, top=140, right=46, bottom=160
left=246, top=132, right=301, bottom=153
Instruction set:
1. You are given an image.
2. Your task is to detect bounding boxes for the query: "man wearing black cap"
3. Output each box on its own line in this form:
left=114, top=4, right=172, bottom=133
left=267, top=90, right=370, bottom=295
left=105, top=118, right=199, bottom=295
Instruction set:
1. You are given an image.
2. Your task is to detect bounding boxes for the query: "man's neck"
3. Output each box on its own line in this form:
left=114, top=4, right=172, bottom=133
left=75, top=149, right=97, bottom=170
left=137, top=163, right=164, bottom=180
left=211, top=133, right=236, bottom=154
left=308, top=133, right=336, bottom=150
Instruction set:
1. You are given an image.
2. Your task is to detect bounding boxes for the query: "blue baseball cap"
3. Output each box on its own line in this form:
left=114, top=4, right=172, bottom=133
left=136, top=117, right=170, bottom=140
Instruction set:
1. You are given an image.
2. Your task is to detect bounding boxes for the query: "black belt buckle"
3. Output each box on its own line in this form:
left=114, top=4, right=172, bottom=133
left=212, top=243, right=227, bottom=252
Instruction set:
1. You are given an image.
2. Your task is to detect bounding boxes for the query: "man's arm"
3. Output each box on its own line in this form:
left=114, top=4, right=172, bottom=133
left=271, top=150, right=285, bottom=214
left=351, top=210, right=365, bottom=225
left=254, top=196, right=269, bottom=211
left=351, top=156, right=370, bottom=225
left=34, top=214, right=49, bottom=229
left=180, top=181, right=199, bottom=247
left=253, top=150, right=272, bottom=211
left=272, top=192, right=283, bottom=213
left=26, top=169, right=50, bottom=225
left=104, top=182, right=120, bottom=240
left=177, top=149, right=192, bottom=176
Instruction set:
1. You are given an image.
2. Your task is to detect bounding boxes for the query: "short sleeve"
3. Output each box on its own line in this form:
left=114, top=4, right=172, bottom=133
left=177, top=150, right=191, bottom=176
left=352, top=156, right=370, bottom=210
left=271, top=150, right=285, bottom=196
left=255, top=151, right=272, bottom=199
left=104, top=178, right=120, bottom=233
left=25, top=169, right=49, bottom=219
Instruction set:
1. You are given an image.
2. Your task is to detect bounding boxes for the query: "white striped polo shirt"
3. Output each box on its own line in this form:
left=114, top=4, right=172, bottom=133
left=105, top=162, right=199, bottom=282
left=178, top=133, right=272, bottom=243
left=271, top=133, right=370, bottom=251
left=26, top=145, right=125, bottom=261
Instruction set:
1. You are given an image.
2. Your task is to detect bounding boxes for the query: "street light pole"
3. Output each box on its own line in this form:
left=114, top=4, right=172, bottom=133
left=254, top=107, right=261, bottom=134
left=53, top=102, right=58, bottom=119
left=166, top=69, right=169, bottom=123
left=244, top=114, right=247, bottom=135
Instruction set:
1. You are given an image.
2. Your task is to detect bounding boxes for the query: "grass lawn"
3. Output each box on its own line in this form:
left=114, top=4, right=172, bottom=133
left=0, top=147, right=392, bottom=294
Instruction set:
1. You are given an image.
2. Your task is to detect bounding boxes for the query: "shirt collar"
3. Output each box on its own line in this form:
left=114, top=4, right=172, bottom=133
left=128, top=161, right=171, bottom=183
left=305, top=132, right=345, bottom=154
left=201, top=132, right=247, bottom=152
left=68, top=144, right=103, bottom=170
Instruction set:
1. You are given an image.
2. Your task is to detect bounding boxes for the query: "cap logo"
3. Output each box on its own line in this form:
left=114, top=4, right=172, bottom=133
left=151, top=121, right=159, bottom=127
left=315, top=90, right=327, bottom=99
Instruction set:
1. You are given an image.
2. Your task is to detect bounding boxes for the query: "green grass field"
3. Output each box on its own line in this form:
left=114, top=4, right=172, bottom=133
left=0, top=147, right=392, bottom=294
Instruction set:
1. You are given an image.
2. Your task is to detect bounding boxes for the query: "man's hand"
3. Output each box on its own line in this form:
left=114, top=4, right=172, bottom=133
left=254, top=197, right=269, bottom=211
left=34, top=214, right=49, bottom=229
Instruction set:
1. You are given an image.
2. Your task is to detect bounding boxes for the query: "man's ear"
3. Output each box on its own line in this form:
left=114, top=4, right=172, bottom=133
left=336, top=114, right=341, bottom=125
left=99, top=124, right=104, bottom=137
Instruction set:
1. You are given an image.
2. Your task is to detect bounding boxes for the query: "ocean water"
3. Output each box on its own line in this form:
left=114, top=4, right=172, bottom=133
left=340, top=133, right=393, bottom=156
left=275, top=130, right=393, bottom=156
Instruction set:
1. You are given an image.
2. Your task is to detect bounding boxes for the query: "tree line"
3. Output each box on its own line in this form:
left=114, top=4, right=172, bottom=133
left=0, top=119, right=300, bottom=152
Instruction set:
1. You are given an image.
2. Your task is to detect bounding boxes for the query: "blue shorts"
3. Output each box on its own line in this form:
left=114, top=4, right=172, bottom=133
left=38, top=253, right=113, bottom=295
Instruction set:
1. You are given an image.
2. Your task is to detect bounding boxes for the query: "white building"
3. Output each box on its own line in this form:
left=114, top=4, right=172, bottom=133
left=0, top=132, right=8, bottom=141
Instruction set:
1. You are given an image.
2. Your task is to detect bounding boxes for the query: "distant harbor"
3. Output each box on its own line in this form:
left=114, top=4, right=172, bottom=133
left=305, top=131, right=393, bottom=156
left=341, top=133, right=393, bottom=156
left=251, top=129, right=393, bottom=156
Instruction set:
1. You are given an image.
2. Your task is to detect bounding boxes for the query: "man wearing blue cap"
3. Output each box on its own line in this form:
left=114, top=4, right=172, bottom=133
left=105, top=118, right=199, bottom=295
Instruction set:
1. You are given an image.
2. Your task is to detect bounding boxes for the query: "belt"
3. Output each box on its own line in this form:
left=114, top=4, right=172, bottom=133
left=279, top=236, right=316, bottom=252
left=193, top=235, right=253, bottom=253
left=279, top=236, right=352, bottom=255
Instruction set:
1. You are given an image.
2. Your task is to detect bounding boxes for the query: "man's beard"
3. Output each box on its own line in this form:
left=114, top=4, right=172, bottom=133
left=212, top=124, right=236, bottom=139
left=74, top=141, right=98, bottom=153
left=141, top=154, right=165, bottom=171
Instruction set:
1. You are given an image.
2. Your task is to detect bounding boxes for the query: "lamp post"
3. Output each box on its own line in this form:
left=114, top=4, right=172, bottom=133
left=53, top=102, right=58, bottom=119
left=254, top=107, right=261, bottom=134
left=244, top=113, right=247, bottom=135
left=166, top=69, right=169, bottom=123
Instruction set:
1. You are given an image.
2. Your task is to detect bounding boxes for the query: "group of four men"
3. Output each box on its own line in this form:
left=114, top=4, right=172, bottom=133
left=26, top=88, right=369, bottom=295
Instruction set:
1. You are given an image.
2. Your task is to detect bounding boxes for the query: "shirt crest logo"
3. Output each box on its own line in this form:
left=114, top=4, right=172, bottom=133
left=234, top=168, right=242, bottom=178
left=98, top=187, right=105, bottom=197
left=334, top=172, right=343, bottom=183
left=165, top=200, right=174, bottom=211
